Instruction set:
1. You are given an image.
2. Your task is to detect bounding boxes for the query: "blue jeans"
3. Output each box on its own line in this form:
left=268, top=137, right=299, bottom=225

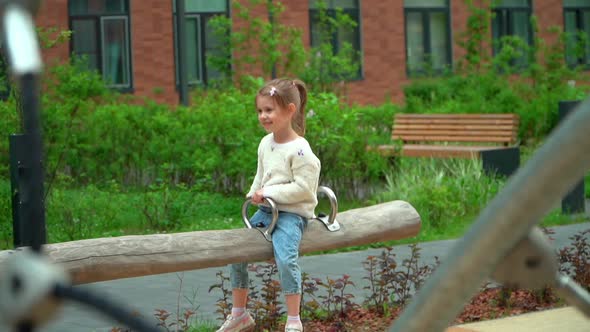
left=231, top=206, right=307, bottom=294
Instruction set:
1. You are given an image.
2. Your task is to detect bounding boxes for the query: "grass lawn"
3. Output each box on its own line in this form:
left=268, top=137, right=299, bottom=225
left=1, top=151, right=588, bottom=250
left=1, top=173, right=586, bottom=251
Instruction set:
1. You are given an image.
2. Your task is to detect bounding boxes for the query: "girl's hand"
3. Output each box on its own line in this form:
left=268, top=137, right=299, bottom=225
left=252, top=189, right=265, bottom=205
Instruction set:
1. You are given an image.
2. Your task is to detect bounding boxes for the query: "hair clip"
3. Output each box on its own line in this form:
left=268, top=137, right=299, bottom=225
left=269, top=86, right=277, bottom=96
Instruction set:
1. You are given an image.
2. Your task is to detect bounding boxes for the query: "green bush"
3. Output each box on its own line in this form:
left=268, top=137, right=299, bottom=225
left=403, top=72, right=589, bottom=143
left=0, top=82, right=395, bottom=198
left=43, top=56, right=112, bottom=103
left=0, top=180, right=12, bottom=248
left=0, top=100, right=19, bottom=177
left=403, top=73, right=525, bottom=117
left=306, top=93, right=396, bottom=198
left=374, top=158, right=503, bottom=237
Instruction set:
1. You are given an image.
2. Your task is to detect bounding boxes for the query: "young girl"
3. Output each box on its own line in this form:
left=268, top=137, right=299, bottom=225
left=216, top=78, right=320, bottom=332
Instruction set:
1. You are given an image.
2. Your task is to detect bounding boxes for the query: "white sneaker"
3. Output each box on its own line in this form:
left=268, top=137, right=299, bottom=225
left=284, top=321, right=303, bottom=332
left=216, top=311, right=255, bottom=332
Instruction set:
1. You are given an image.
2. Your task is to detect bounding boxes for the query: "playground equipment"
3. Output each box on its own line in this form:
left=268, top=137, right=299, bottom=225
left=242, top=185, right=341, bottom=241
left=0, top=1, right=588, bottom=331
left=0, top=198, right=420, bottom=285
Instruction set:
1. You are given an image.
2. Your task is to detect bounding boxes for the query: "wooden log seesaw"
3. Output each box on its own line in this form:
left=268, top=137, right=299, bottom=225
left=0, top=187, right=421, bottom=285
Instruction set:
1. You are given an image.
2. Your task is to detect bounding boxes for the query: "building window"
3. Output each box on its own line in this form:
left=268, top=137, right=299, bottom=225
left=564, top=0, right=590, bottom=68
left=173, top=0, right=229, bottom=86
left=404, top=0, right=451, bottom=75
left=68, top=0, right=132, bottom=89
left=309, top=0, right=362, bottom=80
left=491, top=0, right=532, bottom=67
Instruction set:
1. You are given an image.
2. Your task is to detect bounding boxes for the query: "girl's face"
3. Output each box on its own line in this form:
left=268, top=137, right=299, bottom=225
left=256, top=95, right=295, bottom=135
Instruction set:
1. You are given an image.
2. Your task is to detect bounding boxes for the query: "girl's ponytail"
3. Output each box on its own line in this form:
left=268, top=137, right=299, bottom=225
left=293, top=79, right=307, bottom=136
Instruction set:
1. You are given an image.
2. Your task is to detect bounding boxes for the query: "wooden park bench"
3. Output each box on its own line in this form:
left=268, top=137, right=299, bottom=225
left=377, top=113, right=520, bottom=177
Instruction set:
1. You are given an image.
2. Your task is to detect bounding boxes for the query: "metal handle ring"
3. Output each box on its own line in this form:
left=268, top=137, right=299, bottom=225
left=241, top=197, right=279, bottom=242
left=316, top=186, right=340, bottom=231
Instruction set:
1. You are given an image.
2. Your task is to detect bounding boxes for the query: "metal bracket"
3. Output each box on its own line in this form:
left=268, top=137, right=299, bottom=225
left=492, top=226, right=590, bottom=317
left=241, top=197, right=278, bottom=242
left=312, top=186, right=340, bottom=232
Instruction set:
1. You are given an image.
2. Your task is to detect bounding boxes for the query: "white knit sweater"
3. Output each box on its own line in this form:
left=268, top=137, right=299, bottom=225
left=246, top=133, right=321, bottom=218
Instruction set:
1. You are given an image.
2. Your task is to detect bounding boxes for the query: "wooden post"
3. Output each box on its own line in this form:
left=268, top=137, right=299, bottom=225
left=0, top=200, right=420, bottom=284
left=559, top=100, right=585, bottom=214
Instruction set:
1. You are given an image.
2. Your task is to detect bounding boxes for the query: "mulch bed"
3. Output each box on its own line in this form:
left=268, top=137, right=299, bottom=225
left=299, top=287, right=562, bottom=332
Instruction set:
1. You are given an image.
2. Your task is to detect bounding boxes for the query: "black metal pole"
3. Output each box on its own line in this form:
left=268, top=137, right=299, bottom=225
left=268, top=0, right=277, bottom=79
left=2, top=1, right=46, bottom=252
left=175, top=0, right=189, bottom=106
left=1, top=3, right=161, bottom=332
left=0, top=4, right=46, bottom=332
left=18, top=72, right=46, bottom=251
left=16, top=322, right=33, bottom=332
left=9, top=133, right=25, bottom=247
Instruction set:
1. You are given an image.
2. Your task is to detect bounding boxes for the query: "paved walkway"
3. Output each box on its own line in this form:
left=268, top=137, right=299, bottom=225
left=20, top=221, right=587, bottom=332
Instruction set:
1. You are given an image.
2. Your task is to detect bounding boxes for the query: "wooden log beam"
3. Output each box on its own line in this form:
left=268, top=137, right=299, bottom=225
left=0, top=200, right=420, bottom=284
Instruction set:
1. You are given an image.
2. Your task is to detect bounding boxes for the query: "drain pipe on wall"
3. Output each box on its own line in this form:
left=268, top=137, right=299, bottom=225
left=175, top=0, right=189, bottom=106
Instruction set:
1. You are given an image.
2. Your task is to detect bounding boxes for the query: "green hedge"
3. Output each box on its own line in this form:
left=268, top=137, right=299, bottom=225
left=402, top=73, right=589, bottom=142
left=0, top=74, right=396, bottom=198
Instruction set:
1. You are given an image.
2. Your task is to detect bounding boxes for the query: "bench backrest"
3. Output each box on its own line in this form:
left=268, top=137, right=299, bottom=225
left=392, top=113, right=519, bottom=145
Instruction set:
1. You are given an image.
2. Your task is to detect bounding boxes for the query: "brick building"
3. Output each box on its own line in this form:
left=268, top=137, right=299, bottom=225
left=35, top=0, right=590, bottom=105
